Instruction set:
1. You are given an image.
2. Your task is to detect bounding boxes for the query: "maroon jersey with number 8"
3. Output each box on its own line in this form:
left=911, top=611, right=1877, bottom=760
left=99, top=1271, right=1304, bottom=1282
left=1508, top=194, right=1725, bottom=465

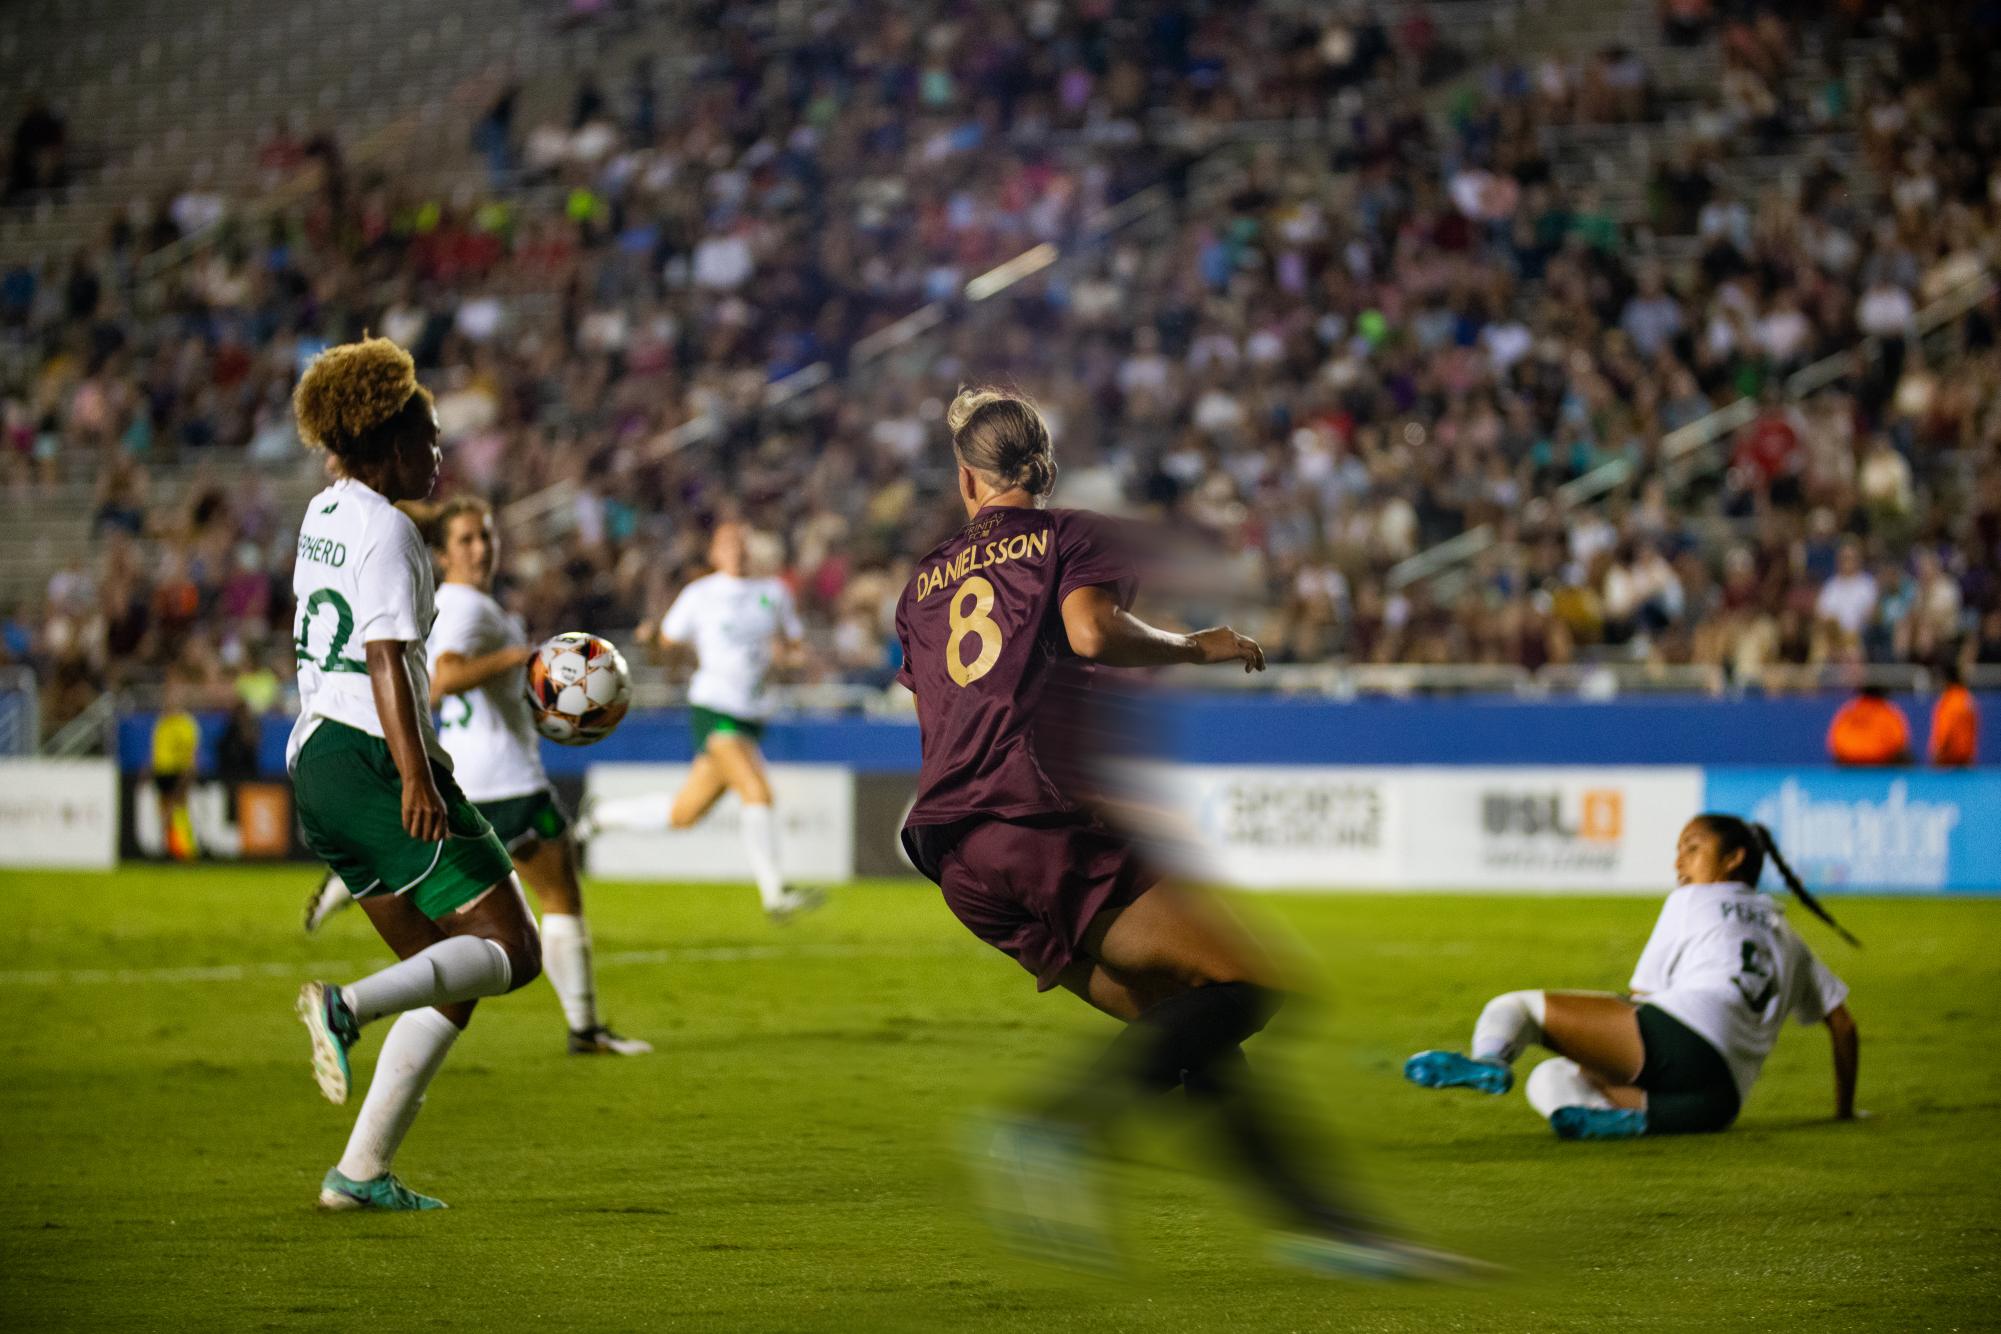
left=895, top=505, right=1134, bottom=831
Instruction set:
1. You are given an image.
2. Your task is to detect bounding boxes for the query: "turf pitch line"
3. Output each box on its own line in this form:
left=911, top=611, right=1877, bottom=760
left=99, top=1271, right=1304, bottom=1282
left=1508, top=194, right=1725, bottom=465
left=0, top=942, right=968, bottom=987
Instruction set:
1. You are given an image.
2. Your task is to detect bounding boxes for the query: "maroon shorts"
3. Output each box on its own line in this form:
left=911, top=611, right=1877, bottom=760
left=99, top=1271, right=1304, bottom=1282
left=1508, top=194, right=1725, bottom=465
left=903, top=814, right=1160, bottom=991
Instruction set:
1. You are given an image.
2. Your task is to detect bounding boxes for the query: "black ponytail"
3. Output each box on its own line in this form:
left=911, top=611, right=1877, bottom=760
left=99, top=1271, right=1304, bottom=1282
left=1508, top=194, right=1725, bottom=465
left=1750, top=821, right=1862, bottom=948
left=1692, top=812, right=1861, bottom=948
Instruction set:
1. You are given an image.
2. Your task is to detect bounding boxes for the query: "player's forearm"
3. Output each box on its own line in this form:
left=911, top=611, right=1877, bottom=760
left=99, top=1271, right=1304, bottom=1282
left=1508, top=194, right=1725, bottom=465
left=367, top=641, right=436, bottom=789
left=430, top=648, right=527, bottom=702
left=1071, top=606, right=1202, bottom=668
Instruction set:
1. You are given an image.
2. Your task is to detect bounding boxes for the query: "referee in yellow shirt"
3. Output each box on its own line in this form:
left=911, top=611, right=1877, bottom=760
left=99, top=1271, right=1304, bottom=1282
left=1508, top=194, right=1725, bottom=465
left=149, top=678, right=201, bottom=860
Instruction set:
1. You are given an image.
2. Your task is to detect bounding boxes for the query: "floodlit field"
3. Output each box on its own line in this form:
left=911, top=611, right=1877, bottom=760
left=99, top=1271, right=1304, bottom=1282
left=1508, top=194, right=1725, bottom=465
left=3, top=868, right=1995, bottom=1332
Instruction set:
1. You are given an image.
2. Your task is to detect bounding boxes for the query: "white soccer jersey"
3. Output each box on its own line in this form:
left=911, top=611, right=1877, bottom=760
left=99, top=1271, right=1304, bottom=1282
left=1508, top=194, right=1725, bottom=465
left=286, top=478, right=450, bottom=772
left=428, top=582, right=547, bottom=803
left=1629, top=881, right=1849, bottom=1099
left=660, top=572, right=803, bottom=721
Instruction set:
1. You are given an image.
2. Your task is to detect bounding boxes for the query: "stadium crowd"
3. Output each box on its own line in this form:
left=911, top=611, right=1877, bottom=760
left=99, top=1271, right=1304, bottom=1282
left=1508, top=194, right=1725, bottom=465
left=0, top=0, right=1996, bottom=732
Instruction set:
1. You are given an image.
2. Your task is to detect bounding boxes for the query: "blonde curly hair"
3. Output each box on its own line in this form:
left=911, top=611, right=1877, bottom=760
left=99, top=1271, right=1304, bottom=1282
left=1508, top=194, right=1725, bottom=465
left=293, top=336, right=434, bottom=467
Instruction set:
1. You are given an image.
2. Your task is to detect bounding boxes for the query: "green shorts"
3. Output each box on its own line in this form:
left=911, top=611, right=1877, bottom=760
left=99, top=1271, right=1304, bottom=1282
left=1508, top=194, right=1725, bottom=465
left=690, top=704, right=764, bottom=749
left=476, top=787, right=571, bottom=855
left=293, top=721, right=514, bottom=920
left=1636, top=1004, right=1742, bottom=1135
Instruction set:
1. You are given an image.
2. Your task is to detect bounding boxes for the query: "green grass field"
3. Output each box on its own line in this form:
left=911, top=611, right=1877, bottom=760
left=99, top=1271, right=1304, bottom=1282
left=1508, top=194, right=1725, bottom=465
left=2, top=867, right=1996, bottom=1332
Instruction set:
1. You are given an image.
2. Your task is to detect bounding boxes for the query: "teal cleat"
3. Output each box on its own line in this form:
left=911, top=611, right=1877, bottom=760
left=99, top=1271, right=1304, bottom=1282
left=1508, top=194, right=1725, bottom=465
left=1550, top=1106, right=1648, bottom=1141
left=1403, top=1050, right=1514, bottom=1095
left=296, top=981, right=360, bottom=1105
left=318, top=1168, right=448, bottom=1211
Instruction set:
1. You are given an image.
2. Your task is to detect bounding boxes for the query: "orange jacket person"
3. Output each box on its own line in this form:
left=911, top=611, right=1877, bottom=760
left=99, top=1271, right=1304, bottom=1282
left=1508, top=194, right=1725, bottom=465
left=1929, top=666, right=1978, bottom=767
left=1827, top=687, right=1911, bottom=766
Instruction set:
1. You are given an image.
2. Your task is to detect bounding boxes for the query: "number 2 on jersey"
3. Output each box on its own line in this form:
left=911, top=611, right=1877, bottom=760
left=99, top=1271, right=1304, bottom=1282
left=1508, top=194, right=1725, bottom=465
left=947, top=575, right=1003, bottom=687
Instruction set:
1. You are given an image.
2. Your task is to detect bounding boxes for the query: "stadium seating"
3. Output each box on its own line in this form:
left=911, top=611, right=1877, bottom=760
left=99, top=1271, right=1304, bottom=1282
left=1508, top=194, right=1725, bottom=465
left=2, top=0, right=1996, bottom=745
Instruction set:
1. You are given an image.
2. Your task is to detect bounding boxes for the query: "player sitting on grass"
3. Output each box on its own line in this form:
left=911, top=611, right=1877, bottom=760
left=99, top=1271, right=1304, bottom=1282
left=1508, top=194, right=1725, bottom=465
left=1405, top=814, right=1860, bottom=1140
left=575, top=521, right=821, bottom=922
left=306, top=496, right=649, bottom=1056
left=288, top=337, right=543, bottom=1210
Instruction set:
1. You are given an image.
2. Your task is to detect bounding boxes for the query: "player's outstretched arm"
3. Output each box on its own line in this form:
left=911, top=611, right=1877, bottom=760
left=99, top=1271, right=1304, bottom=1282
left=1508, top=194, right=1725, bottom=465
left=1060, top=585, right=1266, bottom=672
left=1825, top=1003, right=1859, bottom=1120
left=428, top=646, right=536, bottom=709
left=367, top=639, right=448, bottom=843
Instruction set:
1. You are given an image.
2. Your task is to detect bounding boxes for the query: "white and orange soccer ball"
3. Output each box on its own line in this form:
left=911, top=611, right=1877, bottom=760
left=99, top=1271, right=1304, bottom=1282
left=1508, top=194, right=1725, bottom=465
left=525, top=632, right=631, bottom=745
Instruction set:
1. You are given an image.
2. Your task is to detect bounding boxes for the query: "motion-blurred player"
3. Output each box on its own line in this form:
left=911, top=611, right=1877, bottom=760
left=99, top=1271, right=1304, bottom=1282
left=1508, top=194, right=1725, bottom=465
left=896, top=387, right=1463, bottom=1278
left=575, top=521, right=821, bottom=921
left=1405, top=814, right=1860, bottom=1138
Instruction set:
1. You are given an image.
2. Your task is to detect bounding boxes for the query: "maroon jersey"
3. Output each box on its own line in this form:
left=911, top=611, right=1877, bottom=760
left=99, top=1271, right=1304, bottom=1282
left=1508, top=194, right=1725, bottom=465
left=895, top=505, right=1134, bottom=831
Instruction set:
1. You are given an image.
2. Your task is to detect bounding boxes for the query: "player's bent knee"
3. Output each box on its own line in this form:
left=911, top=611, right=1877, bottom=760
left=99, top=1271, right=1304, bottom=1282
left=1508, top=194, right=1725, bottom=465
left=1524, top=1058, right=1614, bottom=1118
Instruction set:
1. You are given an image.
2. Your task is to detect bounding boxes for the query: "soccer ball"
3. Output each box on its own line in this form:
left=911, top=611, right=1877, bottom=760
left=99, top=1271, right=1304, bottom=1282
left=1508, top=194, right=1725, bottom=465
left=526, top=632, right=631, bottom=745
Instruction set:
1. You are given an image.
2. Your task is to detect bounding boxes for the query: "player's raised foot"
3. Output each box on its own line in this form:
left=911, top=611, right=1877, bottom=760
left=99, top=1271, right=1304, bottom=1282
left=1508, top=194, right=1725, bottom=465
left=318, top=1167, right=447, bottom=1212
left=570, top=798, right=600, bottom=843
left=963, top=1112, right=1118, bottom=1273
left=302, top=872, right=353, bottom=935
left=1549, top=1106, right=1648, bottom=1141
left=1272, top=1229, right=1499, bottom=1283
left=765, top=885, right=826, bottom=924
left=296, top=981, right=359, bottom=1105
left=568, top=1024, right=653, bottom=1056
left=1403, top=1050, right=1513, bottom=1095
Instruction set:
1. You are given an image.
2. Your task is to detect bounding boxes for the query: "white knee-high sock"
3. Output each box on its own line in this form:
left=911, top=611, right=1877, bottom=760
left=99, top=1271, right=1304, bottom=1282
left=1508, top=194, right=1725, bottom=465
left=540, top=913, right=598, bottom=1033
left=1471, top=990, right=1547, bottom=1065
left=590, top=793, right=673, bottom=831
left=739, top=802, right=785, bottom=908
left=336, top=1007, right=460, bottom=1180
left=1524, top=1057, right=1616, bottom=1118
left=342, top=936, right=512, bottom=1025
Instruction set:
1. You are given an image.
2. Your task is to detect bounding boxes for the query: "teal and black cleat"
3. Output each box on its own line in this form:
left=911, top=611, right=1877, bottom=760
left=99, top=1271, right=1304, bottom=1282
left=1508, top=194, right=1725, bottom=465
left=1550, top=1106, right=1648, bottom=1141
left=318, top=1168, right=448, bottom=1211
left=296, top=981, right=360, bottom=1105
left=1403, top=1050, right=1514, bottom=1096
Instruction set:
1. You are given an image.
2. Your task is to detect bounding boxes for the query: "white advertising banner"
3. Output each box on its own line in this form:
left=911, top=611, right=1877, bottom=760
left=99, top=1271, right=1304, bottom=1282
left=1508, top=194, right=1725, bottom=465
left=0, top=759, right=118, bottom=869
left=584, top=763, right=854, bottom=883
left=1395, top=766, right=1704, bottom=892
left=1155, top=765, right=1401, bottom=889
left=1155, top=765, right=1702, bottom=893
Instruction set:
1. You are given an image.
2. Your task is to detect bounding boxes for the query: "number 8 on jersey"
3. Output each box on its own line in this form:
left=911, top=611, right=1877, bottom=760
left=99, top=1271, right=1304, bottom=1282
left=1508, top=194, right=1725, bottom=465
left=947, top=575, right=1003, bottom=687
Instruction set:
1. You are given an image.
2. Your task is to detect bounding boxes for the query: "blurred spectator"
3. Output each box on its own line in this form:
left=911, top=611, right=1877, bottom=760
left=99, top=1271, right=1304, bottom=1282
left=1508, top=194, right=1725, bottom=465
left=6, top=97, right=67, bottom=201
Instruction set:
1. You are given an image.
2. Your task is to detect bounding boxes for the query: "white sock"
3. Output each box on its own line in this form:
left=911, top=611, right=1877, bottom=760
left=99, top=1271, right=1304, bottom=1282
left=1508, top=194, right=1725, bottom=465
left=1471, top=990, right=1547, bottom=1065
left=336, top=1007, right=459, bottom=1180
left=740, top=803, right=786, bottom=908
left=1524, top=1057, right=1616, bottom=1118
left=341, top=936, right=512, bottom=1025
left=589, top=793, right=673, bottom=831
left=540, top=913, right=598, bottom=1033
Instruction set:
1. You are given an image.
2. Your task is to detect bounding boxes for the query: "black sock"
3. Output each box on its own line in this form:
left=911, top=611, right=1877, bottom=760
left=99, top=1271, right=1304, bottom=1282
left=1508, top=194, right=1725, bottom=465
left=1183, top=1048, right=1373, bottom=1236
left=1049, top=981, right=1282, bottom=1126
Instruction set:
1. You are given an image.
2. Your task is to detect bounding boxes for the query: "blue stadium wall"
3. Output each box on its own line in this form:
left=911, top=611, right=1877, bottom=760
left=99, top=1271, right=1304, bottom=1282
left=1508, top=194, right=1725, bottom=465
left=117, top=693, right=2001, bottom=777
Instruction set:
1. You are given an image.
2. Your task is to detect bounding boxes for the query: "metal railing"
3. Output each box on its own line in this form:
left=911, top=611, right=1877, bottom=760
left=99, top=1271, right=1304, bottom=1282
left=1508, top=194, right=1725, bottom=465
left=618, top=660, right=2000, bottom=712
left=41, top=691, right=117, bottom=758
